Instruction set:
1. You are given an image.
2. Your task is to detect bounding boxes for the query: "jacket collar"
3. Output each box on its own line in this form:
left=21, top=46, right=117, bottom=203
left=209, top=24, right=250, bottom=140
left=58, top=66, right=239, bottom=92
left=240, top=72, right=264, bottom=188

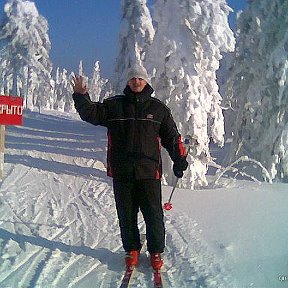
left=123, top=84, right=154, bottom=103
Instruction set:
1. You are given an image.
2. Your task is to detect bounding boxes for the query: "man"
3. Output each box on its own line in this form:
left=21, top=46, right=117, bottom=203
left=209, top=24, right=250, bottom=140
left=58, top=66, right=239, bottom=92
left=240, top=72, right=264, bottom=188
left=71, top=65, right=188, bottom=271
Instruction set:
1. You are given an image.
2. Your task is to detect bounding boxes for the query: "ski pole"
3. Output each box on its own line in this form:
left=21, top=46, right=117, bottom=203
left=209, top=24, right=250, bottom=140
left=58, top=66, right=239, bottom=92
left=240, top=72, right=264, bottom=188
left=163, top=136, right=194, bottom=211
left=163, top=177, right=179, bottom=211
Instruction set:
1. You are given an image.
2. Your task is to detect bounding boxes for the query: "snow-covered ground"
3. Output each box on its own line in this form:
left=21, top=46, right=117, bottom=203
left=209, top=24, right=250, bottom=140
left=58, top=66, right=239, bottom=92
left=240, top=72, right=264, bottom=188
left=0, top=110, right=287, bottom=288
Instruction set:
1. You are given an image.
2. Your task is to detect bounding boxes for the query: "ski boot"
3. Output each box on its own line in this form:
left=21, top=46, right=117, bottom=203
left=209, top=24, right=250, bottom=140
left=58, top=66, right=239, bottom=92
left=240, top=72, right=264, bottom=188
left=150, top=253, right=163, bottom=270
left=125, top=250, right=139, bottom=268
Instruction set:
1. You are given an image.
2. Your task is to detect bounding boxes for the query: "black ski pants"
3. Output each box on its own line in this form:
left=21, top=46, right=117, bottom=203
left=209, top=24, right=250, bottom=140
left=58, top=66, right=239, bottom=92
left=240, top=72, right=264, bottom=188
left=113, top=178, right=165, bottom=254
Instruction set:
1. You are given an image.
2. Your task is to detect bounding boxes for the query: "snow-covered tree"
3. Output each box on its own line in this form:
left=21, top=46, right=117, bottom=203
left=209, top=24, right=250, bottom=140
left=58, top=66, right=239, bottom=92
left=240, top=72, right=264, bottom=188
left=89, top=61, right=114, bottom=102
left=223, top=0, right=288, bottom=182
left=0, top=0, right=53, bottom=110
left=78, top=60, right=85, bottom=77
left=90, top=61, right=102, bottom=102
left=53, top=67, right=64, bottom=111
left=147, top=0, right=235, bottom=188
left=99, top=79, right=114, bottom=102
left=53, top=68, right=74, bottom=112
left=114, top=0, right=155, bottom=93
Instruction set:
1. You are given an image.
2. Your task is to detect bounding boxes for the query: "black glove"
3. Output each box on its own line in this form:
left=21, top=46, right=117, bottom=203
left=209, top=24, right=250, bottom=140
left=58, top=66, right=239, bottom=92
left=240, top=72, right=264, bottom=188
left=173, top=157, right=188, bottom=178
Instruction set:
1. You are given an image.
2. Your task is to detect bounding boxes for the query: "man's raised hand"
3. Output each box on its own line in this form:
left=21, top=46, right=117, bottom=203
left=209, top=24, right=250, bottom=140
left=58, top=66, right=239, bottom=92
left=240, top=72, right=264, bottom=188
left=71, top=75, right=88, bottom=94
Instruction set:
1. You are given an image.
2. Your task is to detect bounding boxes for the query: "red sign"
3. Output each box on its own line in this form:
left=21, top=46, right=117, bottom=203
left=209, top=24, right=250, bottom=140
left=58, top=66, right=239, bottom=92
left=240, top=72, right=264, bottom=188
left=0, top=96, right=24, bottom=125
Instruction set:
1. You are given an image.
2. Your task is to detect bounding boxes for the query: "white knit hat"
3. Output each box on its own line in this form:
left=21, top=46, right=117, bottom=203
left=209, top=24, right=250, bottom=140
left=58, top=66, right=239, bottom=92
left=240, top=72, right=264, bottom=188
left=126, top=64, right=150, bottom=84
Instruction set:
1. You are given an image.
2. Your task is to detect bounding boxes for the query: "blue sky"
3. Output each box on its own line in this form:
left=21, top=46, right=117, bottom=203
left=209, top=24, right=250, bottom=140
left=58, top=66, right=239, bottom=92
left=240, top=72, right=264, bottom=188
left=0, top=0, right=247, bottom=78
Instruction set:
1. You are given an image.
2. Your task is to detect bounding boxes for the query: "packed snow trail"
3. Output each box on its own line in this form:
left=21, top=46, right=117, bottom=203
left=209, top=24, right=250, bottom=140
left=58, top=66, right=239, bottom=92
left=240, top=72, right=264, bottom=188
left=0, top=111, right=232, bottom=287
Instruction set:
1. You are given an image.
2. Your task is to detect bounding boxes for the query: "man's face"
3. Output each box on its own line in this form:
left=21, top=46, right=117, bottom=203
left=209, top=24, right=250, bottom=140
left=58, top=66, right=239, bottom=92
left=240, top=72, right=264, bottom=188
left=127, top=77, right=147, bottom=93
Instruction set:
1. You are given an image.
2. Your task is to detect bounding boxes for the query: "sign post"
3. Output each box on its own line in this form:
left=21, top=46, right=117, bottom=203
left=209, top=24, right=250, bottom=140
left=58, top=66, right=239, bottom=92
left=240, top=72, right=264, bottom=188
left=0, top=125, right=5, bottom=179
left=0, top=95, right=24, bottom=179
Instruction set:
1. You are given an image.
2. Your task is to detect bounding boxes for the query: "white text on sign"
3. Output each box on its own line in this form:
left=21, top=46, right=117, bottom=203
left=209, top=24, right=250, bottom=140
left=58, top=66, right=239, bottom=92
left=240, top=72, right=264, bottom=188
left=0, top=104, right=23, bottom=115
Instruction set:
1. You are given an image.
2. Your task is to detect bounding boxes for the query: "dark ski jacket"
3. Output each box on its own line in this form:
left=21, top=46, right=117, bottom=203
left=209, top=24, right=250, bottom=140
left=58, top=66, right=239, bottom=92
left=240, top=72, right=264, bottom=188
left=73, top=84, right=186, bottom=179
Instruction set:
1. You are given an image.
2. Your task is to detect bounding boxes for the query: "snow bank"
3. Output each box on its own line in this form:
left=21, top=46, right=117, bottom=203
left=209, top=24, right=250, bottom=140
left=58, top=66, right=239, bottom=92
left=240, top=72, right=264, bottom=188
left=0, top=110, right=287, bottom=288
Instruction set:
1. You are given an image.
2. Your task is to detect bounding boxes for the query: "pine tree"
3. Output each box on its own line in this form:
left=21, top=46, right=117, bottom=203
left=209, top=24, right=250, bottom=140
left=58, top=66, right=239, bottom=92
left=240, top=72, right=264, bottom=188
left=53, top=68, right=73, bottom=112
left=99, top=79, right=114, bottom=102
left=90, top=61, right=102, bottom=102
left=53, top=68, right=66, bottom=112
left=0, top=0, right=53, bottom=111
left=114, top=0, right=155, bottom=93
left=224, top=0, right=288, bottom=181
left=89, top=61, right=114, bottom=102
left=147, top=0, right=235, bottom=188
left=78, top=60, right=85, bottom=77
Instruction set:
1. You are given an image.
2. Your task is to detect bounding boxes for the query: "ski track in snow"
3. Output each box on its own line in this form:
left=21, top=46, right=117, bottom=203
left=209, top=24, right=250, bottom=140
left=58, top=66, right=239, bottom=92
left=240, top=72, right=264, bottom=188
left=0, top=111, right=233, bottom=288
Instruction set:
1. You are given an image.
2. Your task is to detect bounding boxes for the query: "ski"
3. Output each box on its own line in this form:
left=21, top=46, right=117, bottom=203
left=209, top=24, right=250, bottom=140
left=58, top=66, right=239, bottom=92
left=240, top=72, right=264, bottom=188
left=119, top=267, right=135, bottom=288
left=153, top=270, right=163, bottom=288
left=119, top=234, right=146, bottom=288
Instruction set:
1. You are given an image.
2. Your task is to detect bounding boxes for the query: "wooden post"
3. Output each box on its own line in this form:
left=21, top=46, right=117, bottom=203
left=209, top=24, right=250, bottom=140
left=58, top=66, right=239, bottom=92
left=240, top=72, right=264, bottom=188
left=0, top=125, right=5, bottom=179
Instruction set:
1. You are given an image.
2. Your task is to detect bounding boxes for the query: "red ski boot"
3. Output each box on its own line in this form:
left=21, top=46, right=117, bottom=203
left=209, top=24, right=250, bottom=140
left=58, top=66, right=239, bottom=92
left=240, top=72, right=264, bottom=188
left=150, top=253, right=163, bottom=270
left=125, top=250, right=139, bottom=268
